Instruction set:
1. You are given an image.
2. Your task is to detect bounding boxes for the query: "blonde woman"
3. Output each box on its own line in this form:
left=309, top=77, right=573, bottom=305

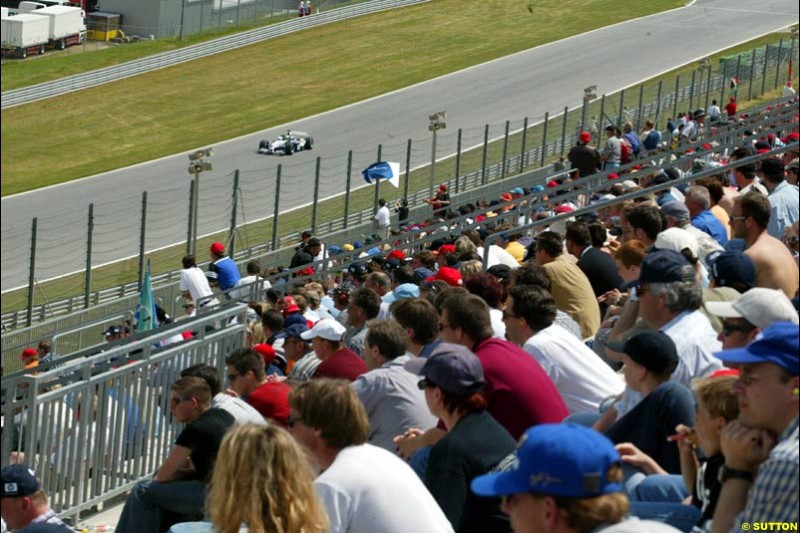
left=207, top=423, right=328, bottom=533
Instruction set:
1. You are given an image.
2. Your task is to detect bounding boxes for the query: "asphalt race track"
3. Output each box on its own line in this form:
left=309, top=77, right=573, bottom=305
left=1, top=0, right=797, bottom=290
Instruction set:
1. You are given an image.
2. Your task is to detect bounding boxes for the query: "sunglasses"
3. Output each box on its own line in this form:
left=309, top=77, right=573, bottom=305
left=170, top=396, right=193, bottom=407
left=721, top=322, right=755, bottom=337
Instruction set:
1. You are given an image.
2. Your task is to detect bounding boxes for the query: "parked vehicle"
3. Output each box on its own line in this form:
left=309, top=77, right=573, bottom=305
left=1, top=13, right=50, bottom=58
left=32, top=5, right=85, bottom=49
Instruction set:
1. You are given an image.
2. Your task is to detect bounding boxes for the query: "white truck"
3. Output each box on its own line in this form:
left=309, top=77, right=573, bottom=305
left=30, top=5, right=85, bottom=49
left=1, top=13, right=50, bottom=58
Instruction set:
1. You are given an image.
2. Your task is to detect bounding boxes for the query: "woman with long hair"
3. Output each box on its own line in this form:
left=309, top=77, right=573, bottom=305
left=206, top=423, right=328, bottom=533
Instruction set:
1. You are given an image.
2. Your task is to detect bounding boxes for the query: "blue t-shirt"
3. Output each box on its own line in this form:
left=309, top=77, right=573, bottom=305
left=691, top=210, right=728, bottom=246
left=210, top=256, right=240, bottom=291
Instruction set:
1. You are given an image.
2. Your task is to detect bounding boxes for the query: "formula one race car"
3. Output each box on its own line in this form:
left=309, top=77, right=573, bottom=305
left=257, top=130, right=314, bottom=155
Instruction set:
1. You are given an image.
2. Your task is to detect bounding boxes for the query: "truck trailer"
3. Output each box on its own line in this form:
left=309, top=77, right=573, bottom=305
left=1, top=13, right=50, bottom=58
left=31, top=5, right=85, bottom=49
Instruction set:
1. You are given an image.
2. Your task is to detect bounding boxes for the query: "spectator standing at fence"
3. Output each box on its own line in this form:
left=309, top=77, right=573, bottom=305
left=371, top=198, right=391, bottom=240
left=424, top=184, right=451, bottom=217
left=209, top=243, right=240, bottom=293
left=225, top=348, right=291, bottom=426
left=180, top=255, right=218, bottom=313
left=0, top=464, right=73, bottom=532
left=116, top=377, right=234, bottom=533
left=568, top=131, right=601, bottom=178
left=304, top=0, right=311, bottom=16
left=290, top=237, right=322, bottom=270
left=601, top=125, right=622, bottom=170
left=760, top=157, right=799, bottom=240
left=730, top=192, right=799, bottom=298
left=394, top=197, right=410, bottom=228
left=288, top=379, right=454, bottom=533
left=533, top=231, right=601, bottom=339
left=708, top=99, right=722, bottom=121
left=297, top=0, right=304, bottom=16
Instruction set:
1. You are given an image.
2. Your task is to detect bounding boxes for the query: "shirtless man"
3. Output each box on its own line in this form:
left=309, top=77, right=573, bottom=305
left=730, top=192, right=799, bottom=298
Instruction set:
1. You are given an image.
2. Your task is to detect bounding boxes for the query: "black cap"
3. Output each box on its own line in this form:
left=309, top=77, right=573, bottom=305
left=1, top=465, right=41, bottom=497
left=626, top=249, right=695, bottom=289
left=404, top=343, right=485, bottom=395
left=608, top=331, right=679, bottom=374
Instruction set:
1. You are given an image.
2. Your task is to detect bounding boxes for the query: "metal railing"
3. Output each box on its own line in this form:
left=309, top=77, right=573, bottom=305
left=0, top=304, right=248, bottom=522
left=0, top=0, right=428, bottom=109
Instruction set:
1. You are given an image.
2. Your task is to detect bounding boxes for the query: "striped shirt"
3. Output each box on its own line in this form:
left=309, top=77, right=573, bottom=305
left=212, top=393, right=267, bottom=426
left=23, top=508, right=72, bottom=532
left=732, top=416, right=799, bottom=531
left=288, top=353, right=322, bottom=381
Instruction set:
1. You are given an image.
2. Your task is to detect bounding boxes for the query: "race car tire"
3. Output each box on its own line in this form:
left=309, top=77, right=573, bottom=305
left=284, top=144, right=293, bottom=155
left=258, top=140, right=269, bottom=151
left=306, top=138, right=313, bottom=150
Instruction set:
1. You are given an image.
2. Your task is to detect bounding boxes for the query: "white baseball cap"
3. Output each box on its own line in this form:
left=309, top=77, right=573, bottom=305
left=300, top=319, right=346, bottom=342
left=654, top=227, right=699, bottom=261
left=705, top=288, right=799, bottom=330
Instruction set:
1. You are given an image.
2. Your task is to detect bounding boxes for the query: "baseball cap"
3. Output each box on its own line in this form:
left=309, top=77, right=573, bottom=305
left=705, top=288, right=799, bottom=329
left=104, top=325, right=123, bottom=337
left=714, top=322, right=799, bottom=375
left=626, top=249, right=695, bottom=289
left=19, top=348, right=37, bottom=360
left=1, top=465, right=41, bottom=497
left=329, top=245, right=343, bottom=255
left=283, top=323, right=310, bottom=340
left=436, top=244, right=456, bottom=256
left=387, top=250, right=406, bottom=261
left=300, top=319, right=346, bottom=342
left=343, top=243, right=355, bottom=252
left=404, top=343, right=484, bottom=395
left=384, top=283, right=421, bottom=304
left=439, top=183, right=448, bottom=191
left=579, top=131, right=592, bottom=143
left=471, top=423, right=623, bottom=498
left=660, top=201, right=691, bottom=221
left=707, top=251, right=756, bottom=291
left=426, top=266, right=463, bottom=287
left=607, top=330, right=679, bottom=374
left=253, top=343, right=276, bottom=365
left=414, top=267, right=435, bottom=281
left=210, top=242, right=225, bottom=255
left=654, top=228, right=699, bottom=261
left=347, top=262, right=368, bottom=278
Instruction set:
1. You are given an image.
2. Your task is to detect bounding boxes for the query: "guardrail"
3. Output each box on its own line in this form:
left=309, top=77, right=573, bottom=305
left=2, top=97, right=795, bottom=373
left=0, top=304, right=248, bottom=523
left=0, top=0, right=428, bottom=109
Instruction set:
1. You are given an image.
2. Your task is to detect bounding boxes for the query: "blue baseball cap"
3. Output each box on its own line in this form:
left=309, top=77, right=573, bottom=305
left=714, top=322, right=799, bottom=375
left=283, top=323, right=309, bottom=340
left=471, top=424, right=622, bottom=498
left=625, top=249, right=695, bottom=290
left=384, top=283, right=420, bottom=304
left=1, top=464, right=41, bottom=497
left=708, top=250, right=756, bottom=290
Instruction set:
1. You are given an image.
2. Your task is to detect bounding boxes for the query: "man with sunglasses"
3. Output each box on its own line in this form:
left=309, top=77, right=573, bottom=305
left=116, top=377, right=234, bottom=533
left=711, top=322, right=799, bottom=533
left=706, top=288, right=798, bottom=350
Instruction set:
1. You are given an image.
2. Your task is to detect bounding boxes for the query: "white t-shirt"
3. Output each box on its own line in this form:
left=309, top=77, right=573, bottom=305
left=489, top=308, right=506, bottom=340
left=375, top=206, right=391, bottom=228
left=179, top=267, right=215, bottom=303
left=229, top=274, right=270, bottom=302
left=522, top=324, right=624, bottom=414
left=315, top=444, right=454, bottom=533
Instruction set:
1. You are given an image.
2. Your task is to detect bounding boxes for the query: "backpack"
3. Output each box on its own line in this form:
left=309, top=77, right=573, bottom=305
left=624, top=132, right=641, bottom=156
left=619, top=137, right=633, bottom=164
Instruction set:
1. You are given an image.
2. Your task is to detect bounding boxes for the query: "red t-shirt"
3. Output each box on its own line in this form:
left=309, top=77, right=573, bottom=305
left=245, top=381, right=291, bottom=426
left=313, top=347, right=367, bottom=381
left=724, top=102, right=737, bottom=117
left=473, top=337, right=569, bottom=439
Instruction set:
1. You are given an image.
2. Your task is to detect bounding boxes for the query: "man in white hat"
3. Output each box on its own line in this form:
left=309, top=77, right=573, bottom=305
left=705, top=288, right=799, bottom=350
left=302, top=319, right=367, bottom=381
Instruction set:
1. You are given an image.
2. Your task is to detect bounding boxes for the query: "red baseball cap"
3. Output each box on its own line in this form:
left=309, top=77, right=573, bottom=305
left=387, top=250, right=405, bottom=261
left=579, top=131, right=592, bottom=143
left=210, top=242, right=225, bottom=255
left=436, top=244, right=456, bottom=256
left=19, top=348, right=37, bottom=360
left=253, top=343, right=277, bottom=365
left=282, top=296, right=301, bottom=315
left=607, top=173, right=619, bottom=180
left=425, top=266, right=462, bottom=287
left=439, top=183, right=448, bottom=191
left=555, top=204, right=574, bottom=214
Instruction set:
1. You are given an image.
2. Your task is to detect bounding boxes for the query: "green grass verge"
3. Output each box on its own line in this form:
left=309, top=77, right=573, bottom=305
left=1, top=0, right=687, bottom=197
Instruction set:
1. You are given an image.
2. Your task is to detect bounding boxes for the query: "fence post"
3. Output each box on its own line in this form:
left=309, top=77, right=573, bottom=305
left=271, top=164, right=282, bottom=250
left=539, top=113, right=548, bottom=167
left=560, top=106, right=568, bottom=156
left=673, top=74, right=680, bottom=120
left=580, top=98, right=587, bottom=132
left=734, top=55, right=742, bottom=103
left=617, top=89, right=625, bottom=126
left=481, top=124, right=489, bottom=186
left=26, top=217, right=38, bottom=328
left=312, top=157, right=321, bottom=234
left=761, top=45, right=769, bottom=97
left=455, top=130, right=462, bottom=194
left=775, top=38, right=783, bottom=90
left=344, top=151, right=353, bottom=229
left=520, top=117, right=529, bottom=172
left=598, top=95, right=606, bottom=137
left=229, top=170, right=239, bottom=257
left=704, top=66, right=712, bottom=112
left=138, top=192, right=148, bottom=291
left=186, top=180, right=195, bottom=255
left=747, top=48, right=756, bottom=101
left=689, top=70, right=696, bottom=111
left=429, top=130, right=438, bottom=199
left=84, top=203, right=94, bottom=310
left=404, top=140, right=412, bottom=201
left=501, top=121, right=510, bottom=178
left=655, top=80, right=663, bottom=127
left=636, top=83, right=644, bottom=131
left=374, top=144, right=382, bottom=208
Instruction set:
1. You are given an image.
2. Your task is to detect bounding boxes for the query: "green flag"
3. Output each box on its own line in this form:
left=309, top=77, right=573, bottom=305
left=136, top=261, right=158, bottom=332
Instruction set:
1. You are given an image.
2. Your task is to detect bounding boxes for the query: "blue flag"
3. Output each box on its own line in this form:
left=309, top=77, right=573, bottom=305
left=135, top=261, right=158, bottom=333
left=362, top=161, right=401, bottom=188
